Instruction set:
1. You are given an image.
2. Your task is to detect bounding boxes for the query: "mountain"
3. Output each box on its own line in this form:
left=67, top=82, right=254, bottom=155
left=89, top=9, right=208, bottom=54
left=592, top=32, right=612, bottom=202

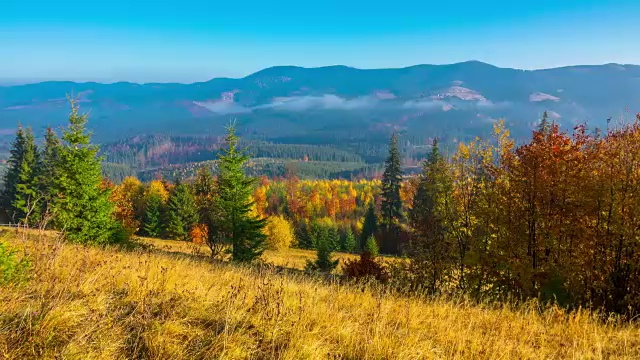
left=1, top=61, right=640, bottom=143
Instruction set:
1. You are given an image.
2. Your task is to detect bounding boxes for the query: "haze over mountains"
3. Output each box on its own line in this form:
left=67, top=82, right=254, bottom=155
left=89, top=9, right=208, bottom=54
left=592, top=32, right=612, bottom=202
left=1, top=61, right=640, bottom=143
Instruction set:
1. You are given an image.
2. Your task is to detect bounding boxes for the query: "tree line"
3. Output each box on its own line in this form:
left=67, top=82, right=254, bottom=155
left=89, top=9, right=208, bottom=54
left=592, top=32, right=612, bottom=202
left=0, top=102, right=267, bottom=262
left=4, top=102, right=640, bottom=317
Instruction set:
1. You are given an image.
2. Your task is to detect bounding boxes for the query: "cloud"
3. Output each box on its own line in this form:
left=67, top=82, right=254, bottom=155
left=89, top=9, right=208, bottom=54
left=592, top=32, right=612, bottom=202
left=193, top=100, right=251, bottom=115
left=402, top=100, right=446, bottom=110
left=258, top=94, right=379, bottom=111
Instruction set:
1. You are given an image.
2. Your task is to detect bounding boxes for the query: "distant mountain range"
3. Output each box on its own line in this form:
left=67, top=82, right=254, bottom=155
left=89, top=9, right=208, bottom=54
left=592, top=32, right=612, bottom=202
left=1, top=61, right=639, bottom=143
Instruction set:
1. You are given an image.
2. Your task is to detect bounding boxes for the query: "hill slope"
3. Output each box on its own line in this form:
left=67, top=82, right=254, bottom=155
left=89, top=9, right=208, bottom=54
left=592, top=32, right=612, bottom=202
left=2, top=231, right=640, bottom=359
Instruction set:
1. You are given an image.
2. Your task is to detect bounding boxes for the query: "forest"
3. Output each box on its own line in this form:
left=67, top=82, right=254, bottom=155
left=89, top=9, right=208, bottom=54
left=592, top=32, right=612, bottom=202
left=2, top=102, right=640, bottom=320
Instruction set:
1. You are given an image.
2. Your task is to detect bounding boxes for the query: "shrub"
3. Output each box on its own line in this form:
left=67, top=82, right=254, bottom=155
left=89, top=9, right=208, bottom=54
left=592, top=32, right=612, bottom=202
left=342, top=251, right=389, bottom=283
left=0, top=238, right=30, bottom=285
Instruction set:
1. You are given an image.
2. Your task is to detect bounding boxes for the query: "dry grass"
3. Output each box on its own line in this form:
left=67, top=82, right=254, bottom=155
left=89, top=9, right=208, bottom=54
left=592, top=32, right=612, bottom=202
left=140, top=237, right=369, bottom=271
left=1, top=230, right=640, bottom=359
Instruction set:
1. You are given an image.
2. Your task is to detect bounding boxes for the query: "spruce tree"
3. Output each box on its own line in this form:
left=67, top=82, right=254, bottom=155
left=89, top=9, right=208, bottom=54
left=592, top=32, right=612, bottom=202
left=1, top=126, right=26, bottom=218
left=216, top=124, right=267, bottom=262
left=39, top=127, right=61, bottom=222
left=328, top=226, right=340, bottom=251
left=361, top=202, right=378, bottom=249
left=305, top=228, right=339, bottom=273
left=12, top=127, right=41, bottom=224
left=381, top=132, right=403, bottom=229
left=165, top=180, right=199, bottom=240
left=409, top=138, right=454, bottom=294
left=143, top=193, right=163, bottom=238
left=343, top=228, right=357, bottom=253
left=364, top=235, right=379, bottom=257
left=51, top=100, right=118, bottom=244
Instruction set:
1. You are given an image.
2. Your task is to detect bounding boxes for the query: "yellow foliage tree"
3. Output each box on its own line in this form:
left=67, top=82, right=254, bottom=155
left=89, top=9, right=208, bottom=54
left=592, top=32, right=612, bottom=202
left=264, top=215, right=296, bottom=250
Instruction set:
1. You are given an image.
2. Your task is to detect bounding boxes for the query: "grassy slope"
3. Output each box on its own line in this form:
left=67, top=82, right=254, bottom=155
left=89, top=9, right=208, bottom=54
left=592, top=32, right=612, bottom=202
left=1, top=230, right=640, bottom=359
left=140, top=237, right=370, bottom=271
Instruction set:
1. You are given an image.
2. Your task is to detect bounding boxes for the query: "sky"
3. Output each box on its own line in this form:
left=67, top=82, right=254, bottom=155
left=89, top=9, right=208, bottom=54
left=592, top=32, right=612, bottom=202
left=1, top=0, right=640, bottom=83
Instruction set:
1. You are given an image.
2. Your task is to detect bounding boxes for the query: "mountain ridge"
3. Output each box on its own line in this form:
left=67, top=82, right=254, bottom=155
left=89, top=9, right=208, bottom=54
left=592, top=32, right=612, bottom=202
left=1, top=61, right=639, bottom=143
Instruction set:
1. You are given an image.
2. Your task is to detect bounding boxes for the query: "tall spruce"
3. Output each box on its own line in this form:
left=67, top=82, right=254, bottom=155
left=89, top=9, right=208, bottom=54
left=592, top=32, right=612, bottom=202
left=409, top=139, right=454, bottom=294
left=165, top=180, right=199, bottom=241
left=51, top=100, right=118, bottom=244
left=216, top=124, right=267, bottom=262
left=381, top=132, right=403, bottom=229
left=12, top=127, right=41, bottom=224
left=1, top=126, right=26, bottom=218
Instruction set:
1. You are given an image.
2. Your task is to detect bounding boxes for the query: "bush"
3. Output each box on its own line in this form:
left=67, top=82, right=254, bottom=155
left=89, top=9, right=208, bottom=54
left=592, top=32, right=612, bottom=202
left=305, top=230, right=339, bottom=273
left=342, top=251, right=389, bottom=283
left=264, top=215, right=295, bottom=250
left=0, top=238, right=30, bottom=285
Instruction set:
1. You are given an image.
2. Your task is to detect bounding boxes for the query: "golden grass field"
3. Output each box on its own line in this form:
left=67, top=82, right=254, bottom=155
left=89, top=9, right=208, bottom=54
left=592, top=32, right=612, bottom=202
left=1, top=229, right=640, bottom=359
left=139, top=237, right=370, bottom=271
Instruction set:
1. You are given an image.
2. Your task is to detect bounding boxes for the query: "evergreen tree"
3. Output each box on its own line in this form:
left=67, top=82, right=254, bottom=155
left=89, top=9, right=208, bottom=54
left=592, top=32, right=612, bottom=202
left=343, top=228, right=357, bottom=253
left=328, top=226, right=341, bottom=251
left=143, top=193, right=164, bottom=238
left=12, top=128, right=41, bottom=224
left=1, top=126, right=26, bottom=218
left=296, top=221, right=313, bottom=249
left=364, top=235, right=379, bottom=257
left=361, top=202, right=378, bottom=249
left=39, top=127, right=61, bottom=222
left=165, top=180, right=199, bottom=240
left=305, top=228, right=339, bottom=273
left=51, top=100, right=119, bottom=244
left=408, top=138, right=454, bottom=294
left=216, top=124, right=267, bottom=262
left=380, top=132, right=403, bottom=229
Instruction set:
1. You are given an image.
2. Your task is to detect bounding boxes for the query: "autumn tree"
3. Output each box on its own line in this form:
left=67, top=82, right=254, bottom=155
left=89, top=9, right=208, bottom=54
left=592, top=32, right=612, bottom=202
left=264, top=215, right=295, bottom=250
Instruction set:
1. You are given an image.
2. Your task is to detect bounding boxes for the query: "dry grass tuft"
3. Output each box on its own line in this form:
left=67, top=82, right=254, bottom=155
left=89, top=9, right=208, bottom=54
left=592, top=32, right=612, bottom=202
left=1, top=231, right=639, bottom=359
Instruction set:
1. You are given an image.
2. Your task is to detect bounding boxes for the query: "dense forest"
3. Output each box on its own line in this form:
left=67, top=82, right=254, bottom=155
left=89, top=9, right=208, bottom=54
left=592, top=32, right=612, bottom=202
left=2, top=103, right=640, bottom=318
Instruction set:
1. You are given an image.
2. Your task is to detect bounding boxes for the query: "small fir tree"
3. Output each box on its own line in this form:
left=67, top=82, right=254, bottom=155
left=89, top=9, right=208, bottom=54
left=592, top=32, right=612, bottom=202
left=365, top=235, right=380, bottom=257
left=305, top=229, right=339, bottom=273
left=165, top=181, right=199, bottom=240
left=343, top=228, right=357, bottom=253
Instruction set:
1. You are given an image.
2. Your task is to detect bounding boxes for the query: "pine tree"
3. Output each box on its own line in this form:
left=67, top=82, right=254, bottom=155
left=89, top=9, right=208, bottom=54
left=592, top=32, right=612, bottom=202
left=39, top=127, right=61, bottom=223
left=364, top=235, right=379, bottom=257
left=328, top=226, right=340, bottom=251
left=1, top=126, right=26, bottom=218
left=12, top=127, right=41, bottom=224
left=51, top=100, right=119, bottom=244
left=165, top=180, right=199, bottom=241
left=381, top=132, right=403, bottom=229
left=408, top=138, right=454, bottom=294
left=143, top=193, right=163, bottom=238
left=361, top=202, right=378, bottom=249
left=306, top=228, right=339, bottom=273
left=216, top=124, right=267, bottom=262
left=343, top=228, right=357, bottom=253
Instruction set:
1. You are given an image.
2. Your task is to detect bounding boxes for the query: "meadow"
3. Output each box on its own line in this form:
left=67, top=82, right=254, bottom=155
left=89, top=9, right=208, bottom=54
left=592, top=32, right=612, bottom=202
left=1, top=229, right=639, bottom=359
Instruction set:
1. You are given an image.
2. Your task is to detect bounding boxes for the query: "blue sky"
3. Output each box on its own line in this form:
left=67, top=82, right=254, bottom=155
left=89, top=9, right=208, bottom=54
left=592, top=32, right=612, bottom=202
left=2, top=0, right=639, bottom=83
